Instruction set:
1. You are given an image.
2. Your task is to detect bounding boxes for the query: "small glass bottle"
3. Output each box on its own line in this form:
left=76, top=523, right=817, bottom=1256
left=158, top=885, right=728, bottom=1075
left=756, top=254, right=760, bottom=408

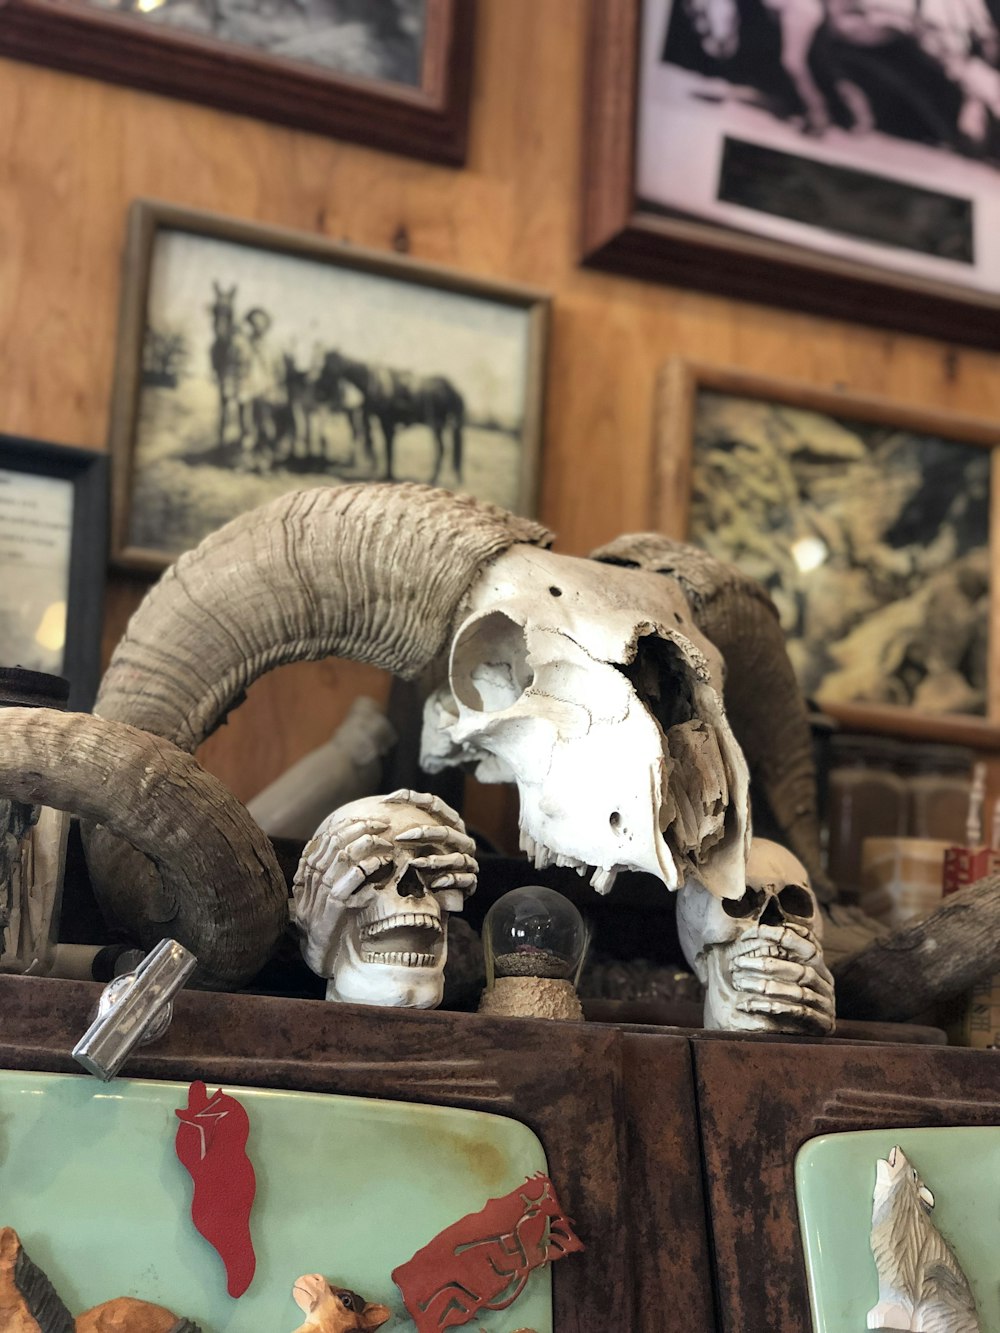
left=479, top=886, right=588, bottom=1021
left=0, top=667, right=71, bottom=975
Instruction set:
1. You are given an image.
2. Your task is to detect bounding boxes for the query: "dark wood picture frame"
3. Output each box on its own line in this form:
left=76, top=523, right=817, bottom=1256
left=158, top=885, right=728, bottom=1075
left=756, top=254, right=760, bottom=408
left=0, top=435, right=108, bottom=711
left=109, top=199, right=549, bottom=573
left=653, top=359, right=1000, bottom=749
left=0, top=0, right=475, bottom=165
left=580, top=0, right=1000, bottom=349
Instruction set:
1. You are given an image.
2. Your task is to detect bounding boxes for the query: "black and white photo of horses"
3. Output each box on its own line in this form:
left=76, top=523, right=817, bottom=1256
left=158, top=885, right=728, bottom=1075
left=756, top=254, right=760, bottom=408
left=688, top=390, right=991, bottom=715
left=637, top=0, right=1000, bottom=290
left=78, top=0, right=426, bottom=85
left=126, top=229, right=536, bottom=560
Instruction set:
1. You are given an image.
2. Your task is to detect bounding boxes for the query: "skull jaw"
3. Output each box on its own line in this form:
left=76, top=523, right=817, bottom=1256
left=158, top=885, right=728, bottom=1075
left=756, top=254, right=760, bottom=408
left=325, top=917, right=449, bottom=1009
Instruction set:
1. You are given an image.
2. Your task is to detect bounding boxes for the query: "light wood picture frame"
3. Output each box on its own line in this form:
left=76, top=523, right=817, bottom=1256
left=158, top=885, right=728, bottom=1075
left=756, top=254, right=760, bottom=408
left=109, top=199, right=549, bottom=572
left=654, top=359, right=1000, bottom=748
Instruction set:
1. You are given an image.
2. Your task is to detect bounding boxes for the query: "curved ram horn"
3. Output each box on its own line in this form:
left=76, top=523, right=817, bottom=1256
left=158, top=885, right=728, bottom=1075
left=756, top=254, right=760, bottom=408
left=590, top=533, right=833, bottom=901
left=86, top=483, right=551, bottom=972
left=0, top=708, right=288, bottom=988
left=96, top=483, right=551, bottom=749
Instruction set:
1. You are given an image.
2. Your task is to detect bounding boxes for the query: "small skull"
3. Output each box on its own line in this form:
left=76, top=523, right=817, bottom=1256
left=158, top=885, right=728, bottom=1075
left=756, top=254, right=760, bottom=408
left=677, top=838, right=835, bottom=1034
left=292, top=791, right=477, bottom=1008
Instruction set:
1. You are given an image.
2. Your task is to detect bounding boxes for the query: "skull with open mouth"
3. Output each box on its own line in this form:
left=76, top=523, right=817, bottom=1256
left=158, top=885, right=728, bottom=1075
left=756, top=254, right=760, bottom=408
left=421, top=546, right=750, bottom=902
left=292, top=790, right=477, bottom=1007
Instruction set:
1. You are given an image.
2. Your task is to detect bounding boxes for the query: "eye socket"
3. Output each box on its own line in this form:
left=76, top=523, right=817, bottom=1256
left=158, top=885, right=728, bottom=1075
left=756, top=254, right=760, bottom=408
left=777, top=884, right=814, bottom=919
left=724, top=886, right=767, bottom=919
left=451, top=612, right=533, bottom=713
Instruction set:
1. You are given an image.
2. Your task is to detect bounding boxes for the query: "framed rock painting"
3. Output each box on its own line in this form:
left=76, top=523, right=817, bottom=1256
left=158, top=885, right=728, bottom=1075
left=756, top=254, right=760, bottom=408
left=654, top=360, right=1000, bottom=746
left=0, top=0, right=474, bottom=164
left=108, top=199, right=548, bottom=572
left=581, top=0, right=1000, bottom=348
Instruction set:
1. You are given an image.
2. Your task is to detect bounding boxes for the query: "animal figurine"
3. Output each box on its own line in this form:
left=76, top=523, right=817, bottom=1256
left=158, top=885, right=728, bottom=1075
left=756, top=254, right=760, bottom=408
left=867, top=1145, right=981, bottom=1332
left=290, top=1273, right=391, bottom=1332
left=0, top=1226, right=199, bottom=1333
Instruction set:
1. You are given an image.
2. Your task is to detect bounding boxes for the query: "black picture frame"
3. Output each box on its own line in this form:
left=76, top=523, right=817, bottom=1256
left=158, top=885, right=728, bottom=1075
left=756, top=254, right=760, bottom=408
left=0, top=436, right=108, bottom=711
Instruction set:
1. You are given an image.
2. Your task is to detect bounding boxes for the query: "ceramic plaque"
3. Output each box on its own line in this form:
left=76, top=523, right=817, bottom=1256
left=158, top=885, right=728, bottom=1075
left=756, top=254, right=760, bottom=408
left=796, top=1127, right=997, bottom=1333
left=0, top=1069, right=552, bottom=1331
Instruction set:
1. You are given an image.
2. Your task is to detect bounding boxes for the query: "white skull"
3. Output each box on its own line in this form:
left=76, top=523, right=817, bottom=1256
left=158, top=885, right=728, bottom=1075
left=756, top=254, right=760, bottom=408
left=677, top=837, right=832, bottom=1032
left=420, top=546, right=750, bottom=900
left=293, top=795, right=471, bottom=1009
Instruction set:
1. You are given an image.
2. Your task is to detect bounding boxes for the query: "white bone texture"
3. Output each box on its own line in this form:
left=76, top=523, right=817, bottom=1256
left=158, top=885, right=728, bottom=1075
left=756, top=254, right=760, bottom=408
left=420, top=546, right=750, bottom=901
left=291, top=789, right=477, bottom=1008
left=677, top=837, right=835, bottom=1034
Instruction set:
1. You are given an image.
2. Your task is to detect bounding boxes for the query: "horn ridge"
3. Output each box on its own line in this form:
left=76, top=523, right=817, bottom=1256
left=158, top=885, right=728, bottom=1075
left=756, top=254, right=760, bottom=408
left=2, top=707, right=288, bottom=987
left=97, top=483, right=552, bottom=752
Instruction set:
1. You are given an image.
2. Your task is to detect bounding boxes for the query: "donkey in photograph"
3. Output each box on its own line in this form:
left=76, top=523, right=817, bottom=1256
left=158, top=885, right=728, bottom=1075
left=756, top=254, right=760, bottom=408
left=315, top=351, right=465, bottom=484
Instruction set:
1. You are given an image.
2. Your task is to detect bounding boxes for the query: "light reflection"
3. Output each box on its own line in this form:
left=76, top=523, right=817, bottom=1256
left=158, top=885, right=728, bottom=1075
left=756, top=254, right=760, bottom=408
left=791, top=536, right=828, bottom=574
left=33, top=600, right=66, bottom=653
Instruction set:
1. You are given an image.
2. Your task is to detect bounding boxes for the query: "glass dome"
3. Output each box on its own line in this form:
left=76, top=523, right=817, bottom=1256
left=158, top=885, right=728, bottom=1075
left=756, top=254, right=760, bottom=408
left=482, top=886, right=589, bottom=986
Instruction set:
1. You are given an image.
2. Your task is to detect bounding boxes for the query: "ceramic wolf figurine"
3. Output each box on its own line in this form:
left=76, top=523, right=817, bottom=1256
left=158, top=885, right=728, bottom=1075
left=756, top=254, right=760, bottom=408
left=867, top=1145, right=981, bottom=1332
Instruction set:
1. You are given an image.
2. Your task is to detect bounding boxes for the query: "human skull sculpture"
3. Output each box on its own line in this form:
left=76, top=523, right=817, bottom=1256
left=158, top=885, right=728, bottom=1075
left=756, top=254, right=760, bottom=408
left=421, top=546, right=750, bottom=901
left=292, top=790, right=477, bottom=1008
left=676, top=837, right=835, bottom=1034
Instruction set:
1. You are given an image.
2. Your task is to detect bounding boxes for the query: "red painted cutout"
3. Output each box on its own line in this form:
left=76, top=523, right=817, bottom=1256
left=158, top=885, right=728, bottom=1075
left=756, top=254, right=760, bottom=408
left=174, top=1080, right=257, bottom=1298
left=391, top=1173, right=584, bottom=1332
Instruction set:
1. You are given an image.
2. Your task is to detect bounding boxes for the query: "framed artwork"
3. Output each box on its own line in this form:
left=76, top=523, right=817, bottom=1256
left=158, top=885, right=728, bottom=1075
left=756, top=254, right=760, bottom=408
left=581, top=0, right=1000, bottom=348
left=109, top=200, right=549, bottom=572
left=0, top=437, right=108, bottom=711
left=0, top=0, right=474, bottom=165
left=654, top=360, right=1000, bottom=747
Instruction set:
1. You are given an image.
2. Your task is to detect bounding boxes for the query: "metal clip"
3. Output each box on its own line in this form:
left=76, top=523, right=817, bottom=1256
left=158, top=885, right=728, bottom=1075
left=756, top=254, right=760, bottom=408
left=72, top=938, right=198, bottom=1081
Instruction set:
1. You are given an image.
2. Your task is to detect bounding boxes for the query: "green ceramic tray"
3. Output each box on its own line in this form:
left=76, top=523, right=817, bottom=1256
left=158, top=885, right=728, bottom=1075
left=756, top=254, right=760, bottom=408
left=796, top=1126, right=999, bottom=1333
left=0, top=1068, right=552, bottom=1332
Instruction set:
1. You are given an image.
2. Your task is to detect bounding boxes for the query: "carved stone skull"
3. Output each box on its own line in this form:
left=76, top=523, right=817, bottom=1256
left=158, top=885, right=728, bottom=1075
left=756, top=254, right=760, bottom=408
left=676, top=837, right=835, bottom=1033
left=292, top=792, right=477, bottom=1008
left=421, top=546, right=750, bottom=901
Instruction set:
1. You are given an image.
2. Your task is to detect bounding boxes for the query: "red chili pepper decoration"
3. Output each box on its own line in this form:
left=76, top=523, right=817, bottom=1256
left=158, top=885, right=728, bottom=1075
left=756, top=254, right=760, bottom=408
left=175, top=1080, right=257, bottom=1298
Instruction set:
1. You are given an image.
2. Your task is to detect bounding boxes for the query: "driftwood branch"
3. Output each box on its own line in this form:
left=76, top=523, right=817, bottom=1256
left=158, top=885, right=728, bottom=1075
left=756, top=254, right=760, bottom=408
left=833, top=874, right=1000, bottom=1021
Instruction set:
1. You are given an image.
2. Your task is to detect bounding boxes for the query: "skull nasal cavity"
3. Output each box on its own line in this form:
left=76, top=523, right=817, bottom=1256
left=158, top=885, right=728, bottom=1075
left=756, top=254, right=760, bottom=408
left=452, top=611, right=533, bottom=712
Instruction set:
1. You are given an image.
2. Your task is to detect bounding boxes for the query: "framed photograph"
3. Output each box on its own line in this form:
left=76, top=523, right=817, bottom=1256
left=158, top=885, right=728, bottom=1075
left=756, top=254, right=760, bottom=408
left=0, top=437, right=108, bottom=711
left=109, top=200, right=548, bottom=572
left=654, top=360, right=1000, bottom=747
left=581, top=0, right=1000, bottom=348
left=0, top=0, right=474, bottom=165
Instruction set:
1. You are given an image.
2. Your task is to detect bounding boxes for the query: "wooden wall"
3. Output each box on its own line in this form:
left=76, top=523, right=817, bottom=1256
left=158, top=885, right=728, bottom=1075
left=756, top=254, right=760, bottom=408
left=2, top=0, right=999, bottom=842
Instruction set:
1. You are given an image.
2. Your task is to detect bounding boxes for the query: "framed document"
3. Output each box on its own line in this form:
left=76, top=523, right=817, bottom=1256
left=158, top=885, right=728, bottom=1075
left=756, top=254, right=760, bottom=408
left=0, top=437, right=108, bottom=709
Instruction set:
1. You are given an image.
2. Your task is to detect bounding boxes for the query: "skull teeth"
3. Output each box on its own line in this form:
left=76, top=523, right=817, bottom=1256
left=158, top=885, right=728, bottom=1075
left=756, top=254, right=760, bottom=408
left=517, top=824, right=617, bottom=892
left=361, top=951, right=438, bottom=968
left=361, top=912, right=442, bottom=939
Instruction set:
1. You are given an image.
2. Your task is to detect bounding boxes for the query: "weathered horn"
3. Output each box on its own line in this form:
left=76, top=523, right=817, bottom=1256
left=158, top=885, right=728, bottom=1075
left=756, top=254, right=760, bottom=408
left=590, top=533, right=834, bottom=901
left=0, top=708, right=287, bottom=987
left=86, top=484, right=551, bottom=976
left=96, top=483, right=552, bottom=749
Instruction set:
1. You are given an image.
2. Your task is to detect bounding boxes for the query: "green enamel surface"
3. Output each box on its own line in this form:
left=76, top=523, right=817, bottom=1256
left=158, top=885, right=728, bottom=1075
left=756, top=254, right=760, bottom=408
left=0, top=1069, right=552, bottom=1332
left=795, top=1127, right=1000, bottom=1333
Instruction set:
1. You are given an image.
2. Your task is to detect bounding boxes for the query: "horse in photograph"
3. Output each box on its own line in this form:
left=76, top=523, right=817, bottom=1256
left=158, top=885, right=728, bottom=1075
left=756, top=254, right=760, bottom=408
left=316, top=351, right=465, bottom=484
left=285, top=350, right=366, bottom=468
left=675, top=0, right=1000, bottom=149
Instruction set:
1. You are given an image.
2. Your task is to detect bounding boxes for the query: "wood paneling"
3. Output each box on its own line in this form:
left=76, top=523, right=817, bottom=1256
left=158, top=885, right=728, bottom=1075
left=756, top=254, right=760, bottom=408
left=2, top=0, right=999, bottom=821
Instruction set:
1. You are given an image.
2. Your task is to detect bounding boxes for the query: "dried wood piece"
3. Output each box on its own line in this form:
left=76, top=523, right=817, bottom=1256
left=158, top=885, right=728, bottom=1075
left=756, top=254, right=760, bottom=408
left=833, top=874, right=1000, bottom=1021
